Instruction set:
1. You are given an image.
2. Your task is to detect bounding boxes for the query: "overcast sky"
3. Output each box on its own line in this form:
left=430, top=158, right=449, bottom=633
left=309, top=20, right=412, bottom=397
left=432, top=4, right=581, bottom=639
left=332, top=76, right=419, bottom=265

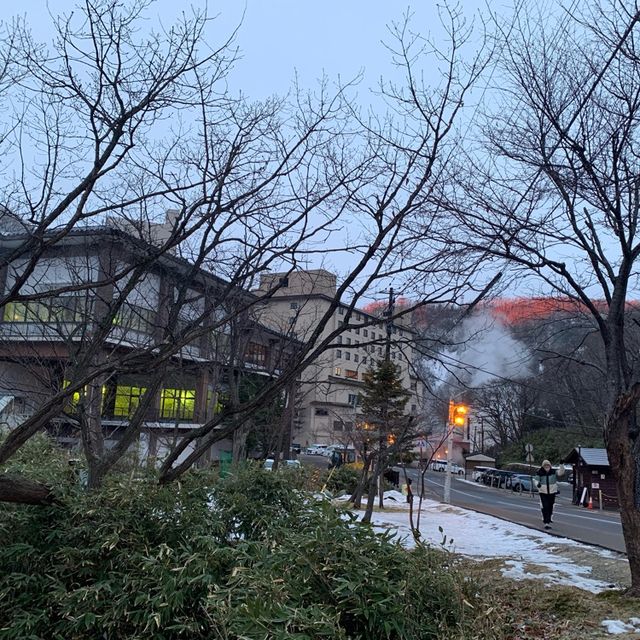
left=5, top=1, right=485, bottom=101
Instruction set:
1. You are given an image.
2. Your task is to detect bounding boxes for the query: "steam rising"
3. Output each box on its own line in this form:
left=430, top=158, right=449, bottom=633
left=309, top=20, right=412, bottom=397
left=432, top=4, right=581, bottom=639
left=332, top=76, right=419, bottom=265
left=436, top=314, right=532, bottom=388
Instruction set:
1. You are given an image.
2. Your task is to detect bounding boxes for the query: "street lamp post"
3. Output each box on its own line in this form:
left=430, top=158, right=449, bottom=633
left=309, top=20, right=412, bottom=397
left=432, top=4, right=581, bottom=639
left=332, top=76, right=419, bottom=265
left=444, top=399, right=468, bottom=504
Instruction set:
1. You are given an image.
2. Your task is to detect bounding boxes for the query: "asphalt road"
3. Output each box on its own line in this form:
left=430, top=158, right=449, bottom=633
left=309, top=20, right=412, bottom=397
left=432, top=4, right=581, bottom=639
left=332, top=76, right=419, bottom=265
left=299, top=454, right=625, bottom=553
left=402, top=467, right=626, bottom=553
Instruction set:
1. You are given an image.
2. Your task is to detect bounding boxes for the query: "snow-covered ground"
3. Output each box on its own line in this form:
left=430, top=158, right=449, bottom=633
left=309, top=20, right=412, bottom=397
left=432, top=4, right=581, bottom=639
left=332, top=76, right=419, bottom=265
left=340, top=491, right=627, bottom=594
left=601, top=618, right=640, bottom=635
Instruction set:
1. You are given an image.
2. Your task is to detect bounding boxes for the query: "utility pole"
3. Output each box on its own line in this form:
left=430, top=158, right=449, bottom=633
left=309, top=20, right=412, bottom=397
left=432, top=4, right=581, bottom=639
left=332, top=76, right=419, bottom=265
left=444, top=401, right=454, bottom=504
left=378, top=287, right=395, bottom=507
left=384, top=287, right=394, bottom=361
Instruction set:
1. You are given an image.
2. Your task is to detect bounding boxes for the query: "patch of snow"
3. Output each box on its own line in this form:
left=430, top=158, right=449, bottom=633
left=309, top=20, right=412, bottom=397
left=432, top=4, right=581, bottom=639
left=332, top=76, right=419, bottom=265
left=364, top=492, right=624, bottom=594
left=601, top=619, right=638, bottom=634
left=382, top=490, right=406, bottom=503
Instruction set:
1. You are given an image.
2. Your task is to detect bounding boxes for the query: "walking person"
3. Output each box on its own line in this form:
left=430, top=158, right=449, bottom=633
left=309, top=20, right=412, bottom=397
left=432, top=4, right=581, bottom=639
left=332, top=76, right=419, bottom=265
left=536, top=460, right=565, bottom=529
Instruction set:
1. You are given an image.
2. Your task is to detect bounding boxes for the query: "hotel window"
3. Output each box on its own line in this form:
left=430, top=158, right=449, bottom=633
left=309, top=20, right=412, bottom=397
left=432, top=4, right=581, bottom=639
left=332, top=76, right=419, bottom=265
left=345, top=369, right=358, bottom=380
left=363, top=329, right=368, bottom=337
left=338, top=320, right=343, bottom=328
left=315, top=408, right=329, bottom=416
left=348, top=394, right=359, bottom=406
left=160, top=388, right=196, bottom=421
left=362, top=356, right=367, bottom=365
left=334, top=367, right=342, bottom=376
left=290, top=302, right=299, bottom=310
left=113, top=385, right=147, bottom=418
left=113, top=303, right=156, bottom=334
left=345, top=352, right=351, bottom=361
left=246, top=342, right=268, bottom=366
left=3, top=295, right=92, bottom=325
left=336, top=336, right=342, bottom=344
left=356, top=313, right=361, bottom=321
left=410, top=381, right=417, bottom=390
left=338, top=307, right=345, bottom=315
left=346, top=337, right=351, bottom=345
left=354, top=354, right=359, bottom=363
left=336, top=349, right=342, bottom=358
left=355, top=328, right=360, bottom=335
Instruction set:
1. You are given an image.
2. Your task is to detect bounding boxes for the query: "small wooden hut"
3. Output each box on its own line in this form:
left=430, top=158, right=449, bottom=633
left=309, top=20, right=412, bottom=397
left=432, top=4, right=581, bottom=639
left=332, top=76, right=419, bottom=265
left=562, top=447, right=618, bottom=510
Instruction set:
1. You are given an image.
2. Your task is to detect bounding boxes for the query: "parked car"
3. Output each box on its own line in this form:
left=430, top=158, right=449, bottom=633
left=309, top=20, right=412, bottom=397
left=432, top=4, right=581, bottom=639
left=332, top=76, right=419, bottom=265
left=511, top=474, right=535, bottom=493
left=291, top=443, right=301, bottom=454
left=472, top=466, right=492, bottom=482
left=306, top=444, right=328, bottom=455
left=263, top=459, right=301, bottom=471
left=481, top=468, right=499, bottom=485
left=492, top=470, right=516, bottom=489
left=324, top=445, right=357, bottom=464
left=430, top=461, right=464, bottom=474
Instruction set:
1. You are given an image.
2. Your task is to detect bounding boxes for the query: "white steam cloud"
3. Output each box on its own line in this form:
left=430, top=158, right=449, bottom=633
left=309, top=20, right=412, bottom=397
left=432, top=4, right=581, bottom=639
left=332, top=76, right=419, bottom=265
left=435, top=314, right=532, bottom=388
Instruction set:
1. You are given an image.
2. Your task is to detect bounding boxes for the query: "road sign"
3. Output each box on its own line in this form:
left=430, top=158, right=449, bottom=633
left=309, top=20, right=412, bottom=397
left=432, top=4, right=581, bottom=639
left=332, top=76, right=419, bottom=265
left=525, top=452, right=535, bottom=463
left=525, top=443, right=534, bottom=453
left=416, top=439, right=427, bottom=448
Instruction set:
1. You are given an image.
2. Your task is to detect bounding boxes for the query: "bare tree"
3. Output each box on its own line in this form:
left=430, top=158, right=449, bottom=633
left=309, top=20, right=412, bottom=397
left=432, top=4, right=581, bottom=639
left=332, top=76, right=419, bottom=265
left=156, top=6, right=495, bottom=485
left=449, top=1, right=640, bottom=595
left=475, top=381, right=537, bottom=449
left=0, top=3, right=496, bottom=503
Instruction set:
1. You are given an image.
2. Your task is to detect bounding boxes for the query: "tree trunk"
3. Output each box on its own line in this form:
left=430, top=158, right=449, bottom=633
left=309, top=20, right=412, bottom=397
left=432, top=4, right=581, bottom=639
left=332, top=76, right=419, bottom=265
left=362, top=456, right=382, bottom=524
left=80, top=377, right=106, bottom=489
left=607, top=404, right=640, bottom=596
left=232, top=420, right=250, bottom=464
left=0, top=474, right=56, bottom=505
left=350, top=456, right=372, bottom=508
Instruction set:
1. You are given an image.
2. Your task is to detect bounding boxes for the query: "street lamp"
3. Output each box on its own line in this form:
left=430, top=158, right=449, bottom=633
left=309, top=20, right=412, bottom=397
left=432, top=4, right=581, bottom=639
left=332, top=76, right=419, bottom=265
left=444, top=397, right=469, bottom=504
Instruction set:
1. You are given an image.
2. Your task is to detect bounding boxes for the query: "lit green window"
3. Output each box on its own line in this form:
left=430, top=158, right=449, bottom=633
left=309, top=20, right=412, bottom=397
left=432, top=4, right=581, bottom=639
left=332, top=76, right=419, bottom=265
left=62, top=380, right=107, bottom=413
left=160, top=388, right=195, bottom=421
left=3, top=302, right=27, bottom=322
left=62, top=379, right=82, bottom=409
left=113, top=385, right=147, bottom=418
left=3, top=297, right=89, bottom=324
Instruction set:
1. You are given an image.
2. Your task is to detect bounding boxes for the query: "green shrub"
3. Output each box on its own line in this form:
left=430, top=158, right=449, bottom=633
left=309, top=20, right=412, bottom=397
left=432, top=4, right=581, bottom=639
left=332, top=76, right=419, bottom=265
left=324, top=464, right=361, bottom=495
left=0, top=459, right=482, bottom=639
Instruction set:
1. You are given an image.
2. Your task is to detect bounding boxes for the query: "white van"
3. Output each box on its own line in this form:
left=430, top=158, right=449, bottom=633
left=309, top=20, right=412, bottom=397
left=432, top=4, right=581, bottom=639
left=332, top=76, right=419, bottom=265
left=324, top=445, right=357, bottom=463
left=430, top=460, right=464, bottom=475
left=306, top=444, right=328, bottom=455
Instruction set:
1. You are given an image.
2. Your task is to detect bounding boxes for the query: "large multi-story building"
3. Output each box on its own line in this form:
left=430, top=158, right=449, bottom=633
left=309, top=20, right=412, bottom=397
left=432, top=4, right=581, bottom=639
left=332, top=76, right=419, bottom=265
left=254, top=269, right=423, bottom=447
left=0, top=217, right=298, bottom=465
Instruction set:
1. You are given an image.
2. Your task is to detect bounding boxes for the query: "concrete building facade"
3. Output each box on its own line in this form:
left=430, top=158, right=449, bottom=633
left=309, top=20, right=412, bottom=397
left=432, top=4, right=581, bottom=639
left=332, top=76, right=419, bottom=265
left=255, top=269, right=423, bottom=448
left=0, top=222, right=297, bottom=465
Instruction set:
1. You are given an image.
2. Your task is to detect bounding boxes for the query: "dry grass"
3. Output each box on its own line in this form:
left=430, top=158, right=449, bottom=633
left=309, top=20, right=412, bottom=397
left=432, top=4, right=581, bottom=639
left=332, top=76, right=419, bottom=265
left=460, top=559, right=640, bottom=640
